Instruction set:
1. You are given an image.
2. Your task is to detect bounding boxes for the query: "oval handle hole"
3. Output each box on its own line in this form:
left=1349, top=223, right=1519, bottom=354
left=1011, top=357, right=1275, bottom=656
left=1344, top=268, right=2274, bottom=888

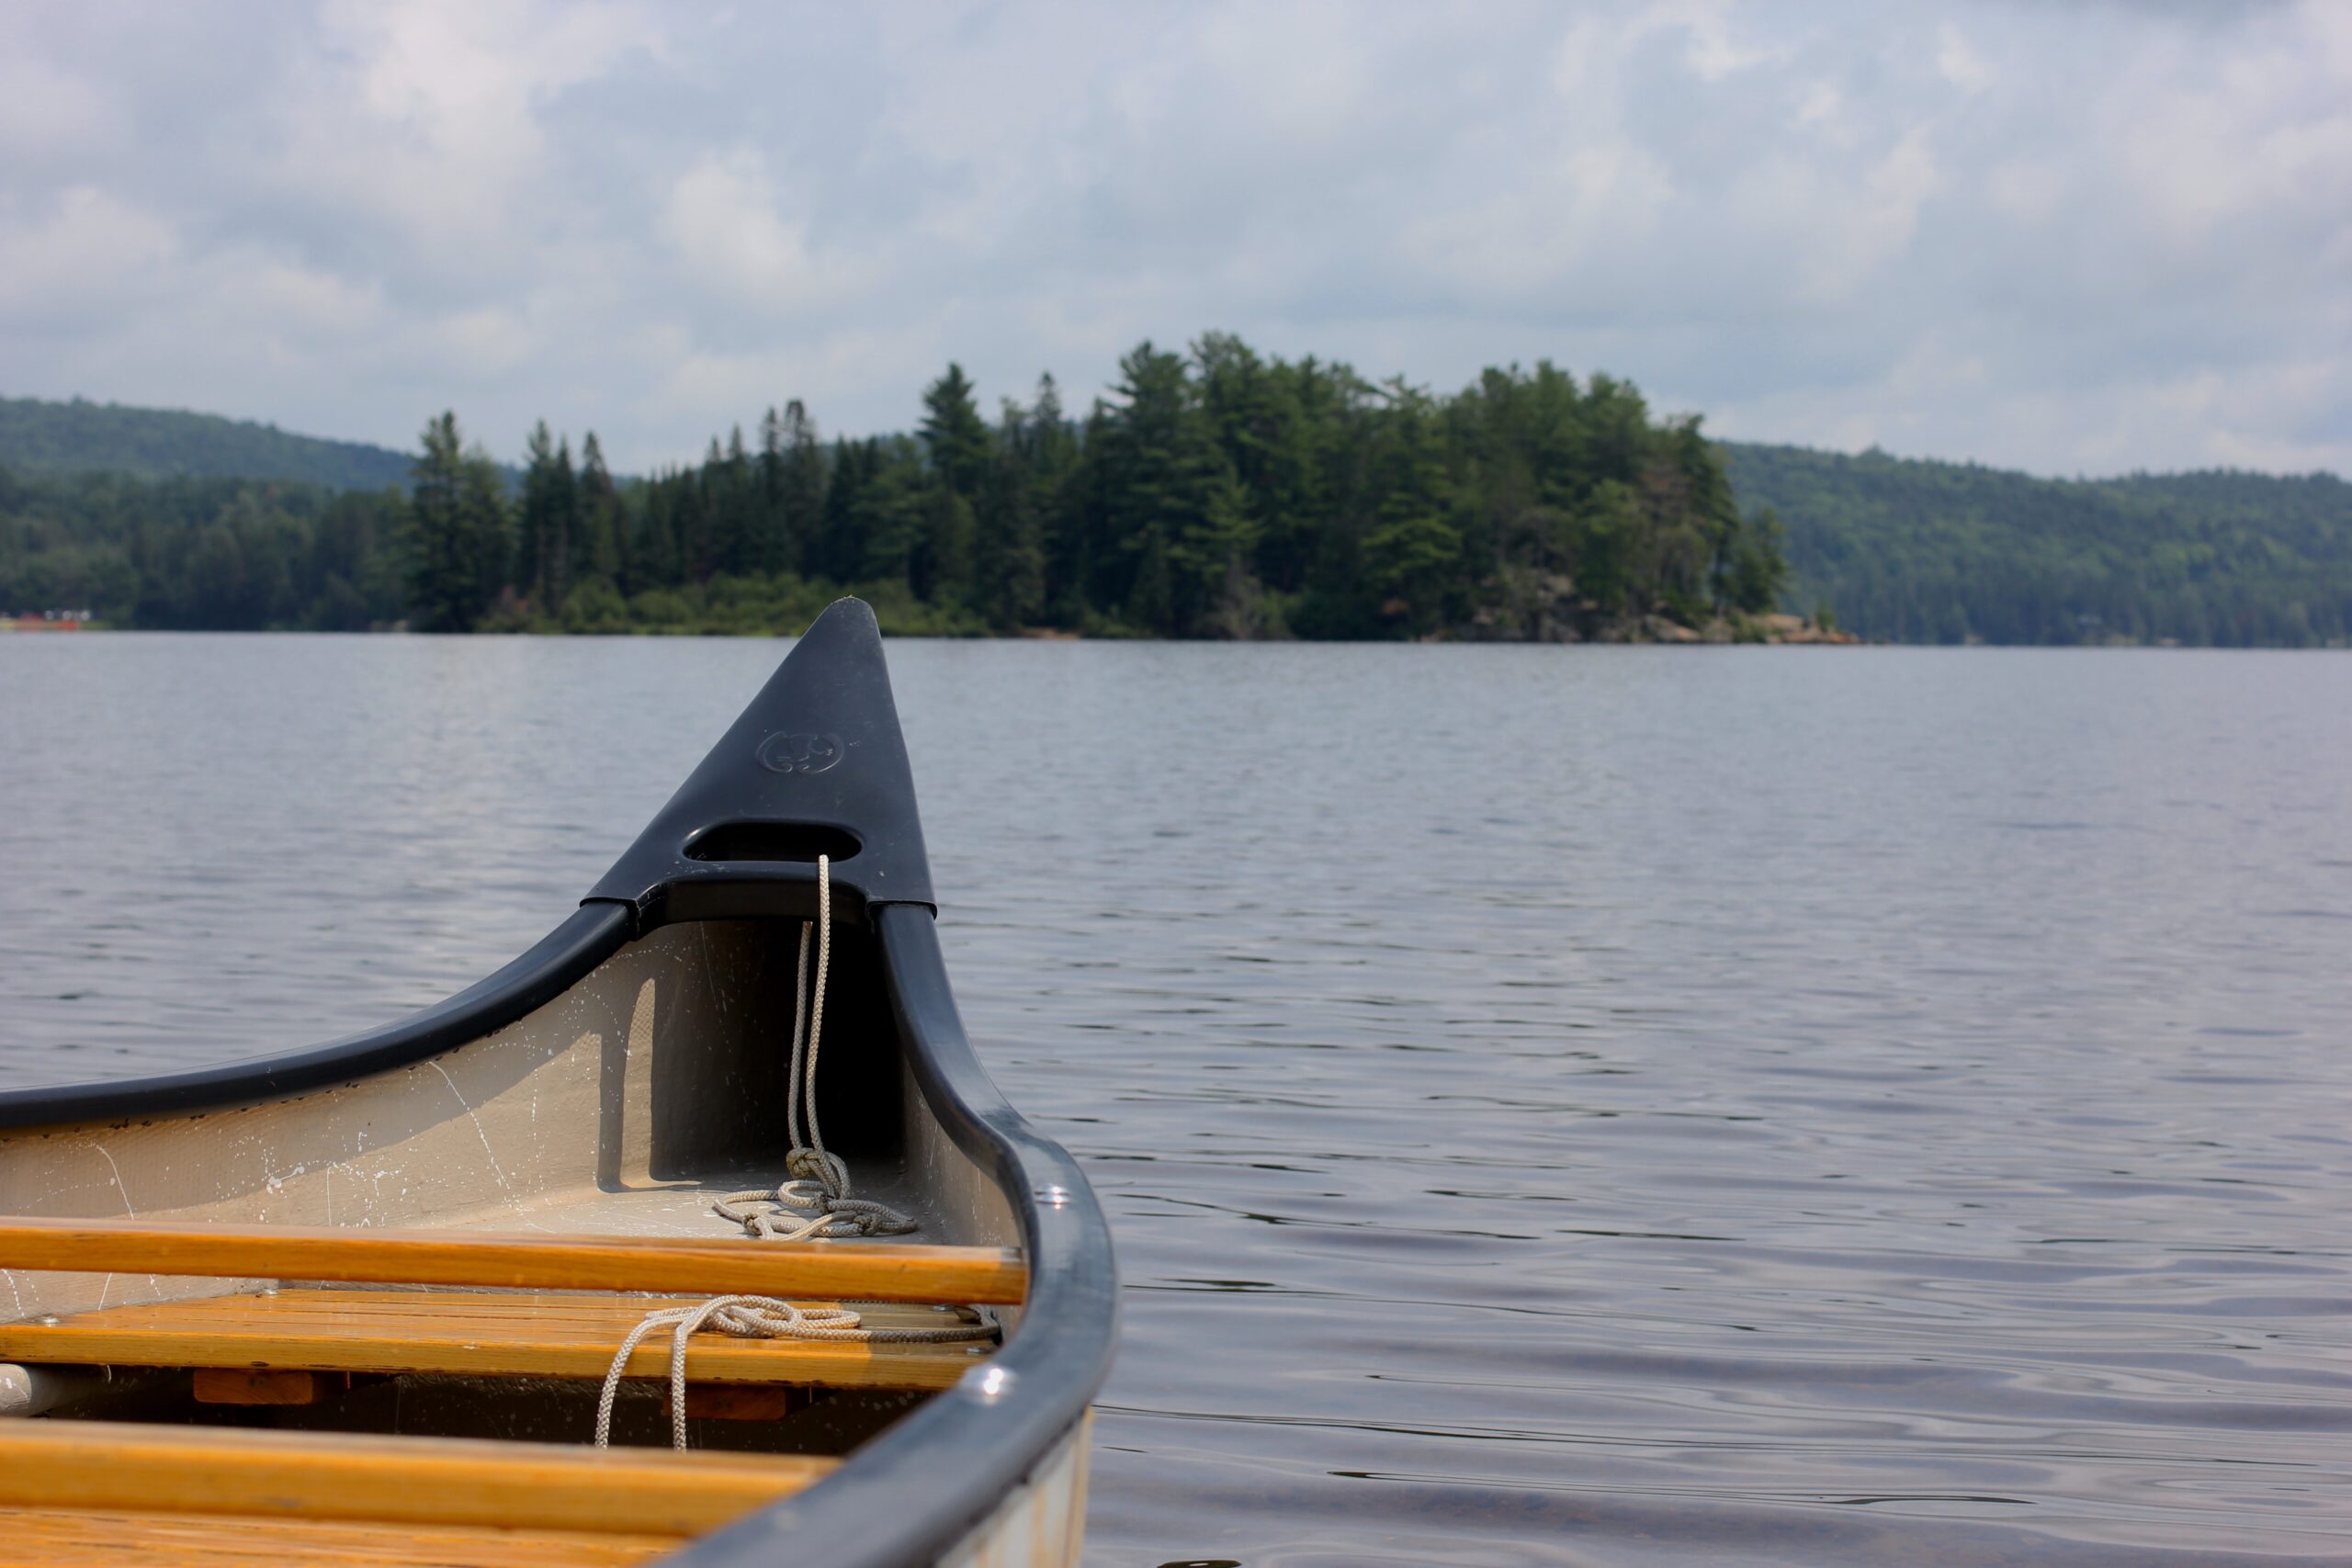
left=684, top=822, right=863, bottom=864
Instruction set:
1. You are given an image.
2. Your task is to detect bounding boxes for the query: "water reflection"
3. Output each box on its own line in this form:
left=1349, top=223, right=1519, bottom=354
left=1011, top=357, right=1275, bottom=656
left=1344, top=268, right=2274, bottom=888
left=2, top=637, right=2348, bottom=1564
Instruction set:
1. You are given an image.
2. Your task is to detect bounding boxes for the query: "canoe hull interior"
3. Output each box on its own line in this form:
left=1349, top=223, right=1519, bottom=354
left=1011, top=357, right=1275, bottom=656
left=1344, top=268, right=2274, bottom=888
left=0, top=917, right=1015, bottom=1325
left=0, top=600, right=1116, bottom=1568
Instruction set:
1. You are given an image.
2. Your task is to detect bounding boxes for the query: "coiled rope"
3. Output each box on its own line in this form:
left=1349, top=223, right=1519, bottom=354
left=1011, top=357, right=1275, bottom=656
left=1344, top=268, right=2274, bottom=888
left=712, top=854, right=919, bottom=1242
left=594, top=853, right=993, bottom=1450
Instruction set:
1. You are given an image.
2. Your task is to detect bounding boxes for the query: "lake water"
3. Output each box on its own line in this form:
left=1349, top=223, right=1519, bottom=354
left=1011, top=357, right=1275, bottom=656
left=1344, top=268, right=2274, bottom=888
left=2, top=634, right=2347, bottom=1566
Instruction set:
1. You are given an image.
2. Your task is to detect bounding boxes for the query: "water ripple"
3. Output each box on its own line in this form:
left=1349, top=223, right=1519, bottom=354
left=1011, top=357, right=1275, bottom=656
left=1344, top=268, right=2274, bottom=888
left=2, top=637, right=2348, bottom=1564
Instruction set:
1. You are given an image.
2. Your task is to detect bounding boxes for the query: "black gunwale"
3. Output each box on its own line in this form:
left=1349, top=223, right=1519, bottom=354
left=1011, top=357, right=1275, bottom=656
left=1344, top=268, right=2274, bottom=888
left=0, top=599, right=1119, bottom=1568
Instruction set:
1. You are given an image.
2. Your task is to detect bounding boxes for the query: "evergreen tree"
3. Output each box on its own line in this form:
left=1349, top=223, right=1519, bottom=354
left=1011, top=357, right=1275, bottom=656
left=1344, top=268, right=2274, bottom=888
left=1092, top=343, right=1222, bottom=630
left=816, top=437, right=871, bottom=583
left=916, top=365, right=991, bottom=607
left=777, top=400, right=824, bottom=577
left=578, top=432, right=625, bottom=590
left=460, top=446, right=511, bottom=617
left=1361, top=384, right=1460, bottom=633
left=1184, top=460, right=1272, bottom=636
left=757, top=406, right=787, bottom=574
left=919, top=364, right=991, bottom=502
left=1025, top=374, right=1089, bottom=623
left=975, top=397, right=1046, bottom=630
left=552, top=435, right=579, bottom=603
left=516, top=421, right=555, bottom=604
left=516, top=423, right=580, bottom=612
left=402, top=412, right=506, bottom=631
left=716, top=425, right=755, bottom=578
left=633, top=468, right=679, bottom=589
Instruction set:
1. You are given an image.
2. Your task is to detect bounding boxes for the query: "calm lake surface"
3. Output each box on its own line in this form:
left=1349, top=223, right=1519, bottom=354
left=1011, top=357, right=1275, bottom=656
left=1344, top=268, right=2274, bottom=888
left=2, top=634, right=2347, bottom=1565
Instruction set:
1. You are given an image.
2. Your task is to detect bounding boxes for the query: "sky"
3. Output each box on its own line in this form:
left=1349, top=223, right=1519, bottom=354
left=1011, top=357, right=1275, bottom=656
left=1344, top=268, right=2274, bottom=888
left=2, top=1, right=2346, bottom=478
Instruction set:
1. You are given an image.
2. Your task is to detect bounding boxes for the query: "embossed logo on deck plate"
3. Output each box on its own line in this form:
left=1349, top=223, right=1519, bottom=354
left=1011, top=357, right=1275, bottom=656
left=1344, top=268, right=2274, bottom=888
left=756, top=731, right=844, bottom=775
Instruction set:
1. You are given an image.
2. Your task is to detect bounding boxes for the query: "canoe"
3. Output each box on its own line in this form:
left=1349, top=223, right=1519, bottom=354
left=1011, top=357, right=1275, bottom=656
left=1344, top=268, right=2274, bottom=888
left=0, top=598, right=1117, bottom=1568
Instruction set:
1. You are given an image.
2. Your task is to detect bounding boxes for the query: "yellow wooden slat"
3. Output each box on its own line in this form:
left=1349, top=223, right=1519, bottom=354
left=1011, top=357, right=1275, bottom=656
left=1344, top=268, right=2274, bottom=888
left=0, top=1288, right=991, bottom=1390
left=0, top=1508, right=679, bottom=1567
left=0, top=1421, right=829, bottom=1537
left=247, top=1288, right=977, bottom=1327
left=0, top=1216, right=1024, bottom=1304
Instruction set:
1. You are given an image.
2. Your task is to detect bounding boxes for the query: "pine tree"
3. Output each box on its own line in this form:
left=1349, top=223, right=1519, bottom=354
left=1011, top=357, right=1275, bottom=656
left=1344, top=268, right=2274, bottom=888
left=1092, top=342, right=1223, bottom=630
left=634, top=470, right=680, bottom=589
left=460, top=446, right=511, bottom=618
left=516, top=421, right=559, bottom=608
left=778, top=400, right=823, bottom=578
left=757, top=406, right=786, bottom=574
left=974, top=398, right=1046, bottom=630
left=919, top=364, right=991, bottom=502
left=1025, top=375, right=1086, bottom=622
left=578, top=432, right=625, bottom=591
left=716, top=426, right=755, bottom=578
left=403, top=412, right=506, bottom=631
left=817, top=437, right=870, bottom=583
left=916, top=365, right=991, bottom=608
left=1361, top=384, right=1460, bottom=634
left=1182, top=459, right=1269, bottom=637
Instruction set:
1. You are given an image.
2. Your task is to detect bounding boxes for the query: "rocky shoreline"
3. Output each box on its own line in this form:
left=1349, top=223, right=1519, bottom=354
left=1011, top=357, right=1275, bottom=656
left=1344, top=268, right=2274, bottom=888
left=1447, top=607, right=1858, bottom=645
left=1621, top=612, right=1860, bottom=645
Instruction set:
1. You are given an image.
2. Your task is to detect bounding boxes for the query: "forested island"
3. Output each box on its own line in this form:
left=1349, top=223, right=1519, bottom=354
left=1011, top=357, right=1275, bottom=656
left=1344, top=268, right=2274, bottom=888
left=3, top=343, right=2346, bottom=645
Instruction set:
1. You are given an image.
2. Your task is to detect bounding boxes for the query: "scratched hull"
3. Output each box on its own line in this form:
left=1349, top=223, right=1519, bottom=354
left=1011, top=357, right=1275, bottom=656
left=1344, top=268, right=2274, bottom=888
left=0, top=600, right=1115, bottom=1568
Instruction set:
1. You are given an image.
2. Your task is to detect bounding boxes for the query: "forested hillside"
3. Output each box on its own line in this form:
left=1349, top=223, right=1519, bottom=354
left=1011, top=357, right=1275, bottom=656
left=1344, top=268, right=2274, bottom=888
left=1723, top=444, right=2352, bottom=646
left=0, top=396, right=412, bottom=491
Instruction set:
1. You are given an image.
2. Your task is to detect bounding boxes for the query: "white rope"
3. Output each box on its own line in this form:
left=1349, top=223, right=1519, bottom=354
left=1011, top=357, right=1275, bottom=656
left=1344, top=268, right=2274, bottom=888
left=594, top=854, right=988, bottom=1450
left=713, top=854, right=921, bottom=1242
left=592, top=1294, right=990, bottom=1450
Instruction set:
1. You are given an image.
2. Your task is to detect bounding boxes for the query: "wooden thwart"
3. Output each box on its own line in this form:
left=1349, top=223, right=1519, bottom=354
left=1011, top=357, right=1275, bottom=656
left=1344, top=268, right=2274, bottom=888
left=0, top=1508, right=679, bottom=1568
left=0, top=1288, right=990, bottom=1392
left=0, top=1420, right=831, bottom=1536
left=0, top=1215, right=1025, bottom=1304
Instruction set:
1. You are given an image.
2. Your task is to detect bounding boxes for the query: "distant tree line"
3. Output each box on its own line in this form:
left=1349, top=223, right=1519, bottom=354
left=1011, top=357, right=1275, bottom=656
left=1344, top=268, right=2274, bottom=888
left=0, top=466, right=403, bottom=630
left=1724, top=444, right=2352, bottom=646
left=10, top=339, right=2347, bottom=645
left=397, top=335, right=1788, bottom=639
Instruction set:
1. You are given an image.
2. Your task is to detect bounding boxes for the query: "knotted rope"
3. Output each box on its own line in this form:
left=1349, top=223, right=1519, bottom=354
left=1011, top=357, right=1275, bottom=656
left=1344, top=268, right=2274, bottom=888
left=594, top=854, right=991, bottom=1450
left=592, top=1293, right=990, bottom=1450
left=712, top=854, right=920, bottom=1242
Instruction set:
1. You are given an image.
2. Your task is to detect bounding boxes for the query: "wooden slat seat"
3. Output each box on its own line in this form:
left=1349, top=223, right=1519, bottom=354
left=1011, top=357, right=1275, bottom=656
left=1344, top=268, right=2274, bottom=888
left=0, top=1419, right=830, bottom=1537
left=0, top=1288, right=992, bottom=1391
left=0, top=1215, right=1026, bottom=1304
left=0, top=1508, right=680, bottom=1567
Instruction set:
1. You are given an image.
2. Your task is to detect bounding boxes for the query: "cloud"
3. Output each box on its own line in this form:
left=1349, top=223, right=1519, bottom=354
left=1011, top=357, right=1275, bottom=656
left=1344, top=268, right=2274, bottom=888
left=658, top=152, right=867, bottom=318
left=0, top=0, right=2344, bottom=478
left=0, top=187, right=179, bottom=329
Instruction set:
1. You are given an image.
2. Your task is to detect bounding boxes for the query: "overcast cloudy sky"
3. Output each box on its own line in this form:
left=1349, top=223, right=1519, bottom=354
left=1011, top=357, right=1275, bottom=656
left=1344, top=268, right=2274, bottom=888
left=3, top=1, right=2346, bottom=477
